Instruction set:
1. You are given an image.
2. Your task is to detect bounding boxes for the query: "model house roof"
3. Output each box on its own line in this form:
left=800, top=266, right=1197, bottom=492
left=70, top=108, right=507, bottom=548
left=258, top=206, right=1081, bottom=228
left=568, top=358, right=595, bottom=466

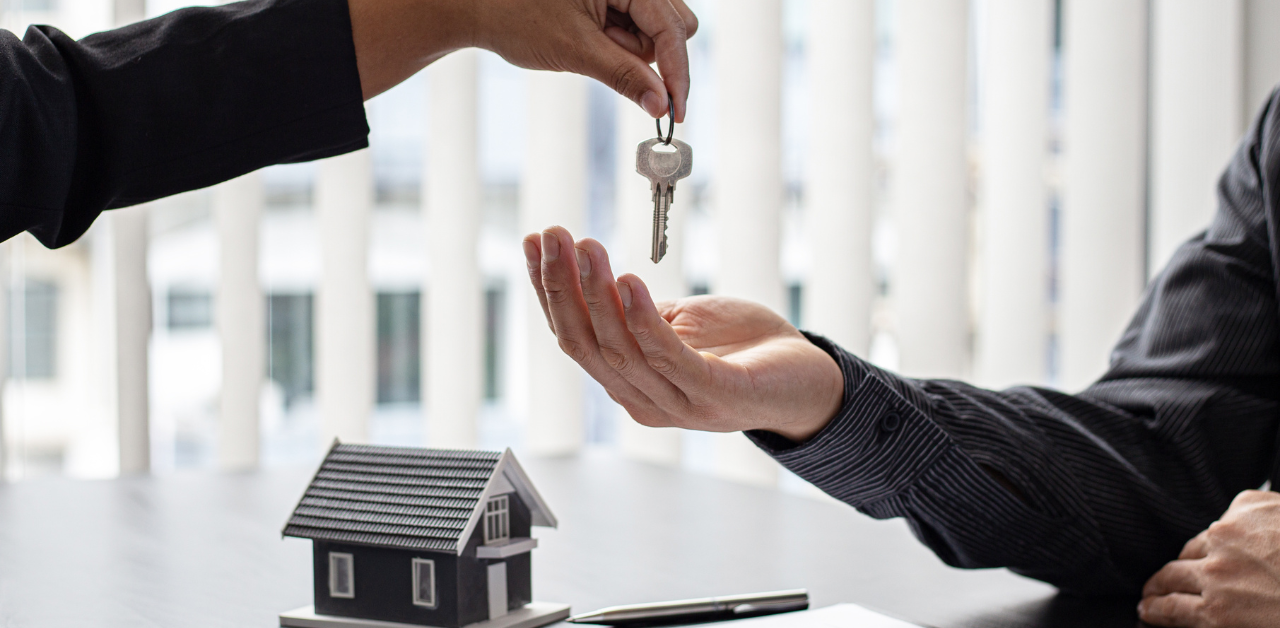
left=282, top=443, right=557, bottom=554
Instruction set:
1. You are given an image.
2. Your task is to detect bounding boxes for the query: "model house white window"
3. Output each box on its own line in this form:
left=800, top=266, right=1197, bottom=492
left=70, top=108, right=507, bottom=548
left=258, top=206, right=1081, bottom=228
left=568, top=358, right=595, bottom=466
left=412, top=558, right=437, bottom=608
left=484, top=495, right=509, bottom=545
left=329, top=552, right=355, bottom=598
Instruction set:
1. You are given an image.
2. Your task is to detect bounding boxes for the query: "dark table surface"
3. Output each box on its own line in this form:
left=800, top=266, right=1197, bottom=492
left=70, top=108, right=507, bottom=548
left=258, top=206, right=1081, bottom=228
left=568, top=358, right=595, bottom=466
left=0, top=451, right=1139, bottom=627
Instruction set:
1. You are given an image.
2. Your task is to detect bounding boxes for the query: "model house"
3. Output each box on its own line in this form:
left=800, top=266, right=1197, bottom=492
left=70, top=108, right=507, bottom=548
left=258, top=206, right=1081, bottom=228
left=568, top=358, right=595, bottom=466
left=279, top=443, right=568, bottom=628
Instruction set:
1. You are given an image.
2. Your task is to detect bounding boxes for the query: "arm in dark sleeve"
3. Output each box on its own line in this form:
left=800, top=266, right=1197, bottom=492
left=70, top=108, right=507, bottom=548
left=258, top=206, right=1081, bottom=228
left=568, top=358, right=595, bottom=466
left=0, top=0, right=369, bottom=248
left=748, top=90, right=1280, bottom=596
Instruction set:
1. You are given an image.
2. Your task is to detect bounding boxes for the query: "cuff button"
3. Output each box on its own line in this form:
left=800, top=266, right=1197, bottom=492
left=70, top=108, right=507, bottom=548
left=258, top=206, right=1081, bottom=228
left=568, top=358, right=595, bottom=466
left=880, top=413, right=902, bottom=432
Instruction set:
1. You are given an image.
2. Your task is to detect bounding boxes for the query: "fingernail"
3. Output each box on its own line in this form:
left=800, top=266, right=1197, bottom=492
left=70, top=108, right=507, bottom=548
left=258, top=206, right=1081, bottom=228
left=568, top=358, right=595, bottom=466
left=522, top=239, right=538, bottom=267
left=541, top=231, right=559, bottom=261
left=575, top=247, right=591, bottom=278
left=1136, top=601, right=1145, bottom=615
left=617, top=281, right=632, bottom=308
left=640, top=91, right=664, bottom=118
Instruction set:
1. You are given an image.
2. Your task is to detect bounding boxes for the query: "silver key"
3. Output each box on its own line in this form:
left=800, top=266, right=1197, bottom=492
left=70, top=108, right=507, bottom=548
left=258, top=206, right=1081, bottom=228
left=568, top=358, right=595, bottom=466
left=635, top=138, right=693, bottom=263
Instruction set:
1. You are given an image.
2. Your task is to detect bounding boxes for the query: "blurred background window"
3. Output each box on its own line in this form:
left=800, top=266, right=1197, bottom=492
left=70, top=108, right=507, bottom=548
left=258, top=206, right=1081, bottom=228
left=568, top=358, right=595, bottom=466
left=3, top=0, right=56, bottom=12
left=269, top=293, right=314, bottom=409
left=376, top=291, right=420, bottom=405
left=9, top=280, right=58, bottom=380
left=166, top=290, right=212, bottom=330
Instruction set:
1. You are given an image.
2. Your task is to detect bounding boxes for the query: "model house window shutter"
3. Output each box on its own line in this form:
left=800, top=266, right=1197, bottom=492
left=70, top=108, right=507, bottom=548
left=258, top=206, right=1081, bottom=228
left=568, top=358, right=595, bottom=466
left=411, top=558, right=436, bottom=608
left=329, top=552, right=355, bottom=598
left=484, top=495, right=510, bottom=545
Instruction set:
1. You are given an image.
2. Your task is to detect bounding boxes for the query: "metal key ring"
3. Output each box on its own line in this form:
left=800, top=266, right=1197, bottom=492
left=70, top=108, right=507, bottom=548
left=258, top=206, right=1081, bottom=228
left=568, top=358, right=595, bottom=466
left=656, top=94, right=675, bottom=145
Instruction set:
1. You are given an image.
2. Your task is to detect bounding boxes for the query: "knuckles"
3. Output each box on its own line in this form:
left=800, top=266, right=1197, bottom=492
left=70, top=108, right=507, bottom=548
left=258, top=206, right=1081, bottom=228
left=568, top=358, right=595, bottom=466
left=598, top=342, right=636, bottom=374
left=541, top=275, right=575, bottom=304
left=556, top=336, right=591, bottom=364
left=1206, top=519, right=1242, bottom=543
left=644, top=353, right=680, bottom=378
left=1201, top=555, right=1232, bottom=578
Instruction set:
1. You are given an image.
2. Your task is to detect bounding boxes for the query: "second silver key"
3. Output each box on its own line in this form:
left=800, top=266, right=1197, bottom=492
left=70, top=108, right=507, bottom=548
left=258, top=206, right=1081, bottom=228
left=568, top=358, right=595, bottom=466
left=636, top=138, right=693, bottom=263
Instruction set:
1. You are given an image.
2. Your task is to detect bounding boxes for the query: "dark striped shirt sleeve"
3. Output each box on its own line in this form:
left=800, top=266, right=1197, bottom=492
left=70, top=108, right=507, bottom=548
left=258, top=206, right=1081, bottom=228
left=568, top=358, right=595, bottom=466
left=748, top=88, right=1280, bottom=596
left=0, top=0, right=370, bottom=248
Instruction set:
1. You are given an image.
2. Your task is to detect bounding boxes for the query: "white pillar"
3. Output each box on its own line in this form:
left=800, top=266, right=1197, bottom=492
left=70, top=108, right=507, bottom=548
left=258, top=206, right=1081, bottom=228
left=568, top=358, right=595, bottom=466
left=712, top=0, right=782, bottom=487
left=1149, top=1, right=1244, bottom=274
left=522, top=71, right=587, bottom=456
left=317, top=149, right=375, bottom=445
left=805, top=0, right=875, bottom=356
left=1059, top=0, right=1148, bottom=391
left=1246, top=0, right=1280, bottom=113
left=893, top=0, right=970, bottom=380
left=113, top=205, right=150, bottom=474
left=214, top=173, right=264, bottom=470
left=974, top=0, right=1052, bottom=389
left=425, top=50, right=483, bottom=449
left=614, top=99, right=688, bottom=467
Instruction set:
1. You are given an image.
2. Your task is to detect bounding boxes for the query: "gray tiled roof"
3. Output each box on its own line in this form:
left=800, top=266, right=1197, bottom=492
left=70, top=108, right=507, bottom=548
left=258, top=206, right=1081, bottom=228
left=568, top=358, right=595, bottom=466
left=282, top=444, right=502, bottom=552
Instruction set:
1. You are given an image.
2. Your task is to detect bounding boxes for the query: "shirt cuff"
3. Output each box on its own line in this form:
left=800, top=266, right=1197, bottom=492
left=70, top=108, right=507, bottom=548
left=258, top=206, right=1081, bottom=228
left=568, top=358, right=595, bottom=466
left=745, top=332, right=954, bottom=506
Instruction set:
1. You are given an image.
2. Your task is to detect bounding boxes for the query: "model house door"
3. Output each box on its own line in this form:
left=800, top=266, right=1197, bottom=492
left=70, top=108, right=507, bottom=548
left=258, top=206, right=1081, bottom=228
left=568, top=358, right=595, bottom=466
left=487, top=562, right=508, bottom=620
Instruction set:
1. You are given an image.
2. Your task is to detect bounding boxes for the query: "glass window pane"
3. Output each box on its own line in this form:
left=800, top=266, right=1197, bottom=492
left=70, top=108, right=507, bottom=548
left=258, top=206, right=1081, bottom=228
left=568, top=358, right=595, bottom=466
left=268, top=293, right=314, bottom=407
left=167, top=290, right=212, bottom=330
left=413, top=559, right=435, bottom=607
left=330, top=553, right=354, bottom=598
left=9, top=280, right=58, bottom=379
left=376, top=292, right=421, bottom=404
left=483, top=285, right=505, bottom=400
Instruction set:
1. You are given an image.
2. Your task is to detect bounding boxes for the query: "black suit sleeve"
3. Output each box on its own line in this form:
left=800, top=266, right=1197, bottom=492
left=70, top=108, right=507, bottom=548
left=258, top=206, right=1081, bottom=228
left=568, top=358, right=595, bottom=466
left=747, top=90, right=1280, bottom=595
left=0, top=0, right=370, bottom=248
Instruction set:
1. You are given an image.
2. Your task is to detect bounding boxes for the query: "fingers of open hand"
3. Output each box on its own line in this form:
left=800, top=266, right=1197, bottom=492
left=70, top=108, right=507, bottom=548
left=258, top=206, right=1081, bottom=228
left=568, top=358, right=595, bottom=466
left=522, top=234, right=554, bottom=333
left=573, top=241, right=690, bottom=419
left=535, top=227, right=650, bottom=411
left=616, top=274, right=710, bottom=395
left=608, top=0, right=691, bottom=120
left=1138, top=592, right=1203, bottom=628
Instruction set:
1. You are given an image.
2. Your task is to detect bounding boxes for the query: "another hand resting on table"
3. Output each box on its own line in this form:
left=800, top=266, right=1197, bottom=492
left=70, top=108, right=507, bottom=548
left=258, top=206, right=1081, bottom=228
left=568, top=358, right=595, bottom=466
left=522, top=227, right=844, bottom=443
left=1140, top=490, right=1280, bottom=627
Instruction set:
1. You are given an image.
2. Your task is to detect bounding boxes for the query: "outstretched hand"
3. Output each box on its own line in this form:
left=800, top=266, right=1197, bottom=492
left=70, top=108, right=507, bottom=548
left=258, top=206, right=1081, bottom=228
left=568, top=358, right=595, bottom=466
left=523, top=227, right=844, bottom=443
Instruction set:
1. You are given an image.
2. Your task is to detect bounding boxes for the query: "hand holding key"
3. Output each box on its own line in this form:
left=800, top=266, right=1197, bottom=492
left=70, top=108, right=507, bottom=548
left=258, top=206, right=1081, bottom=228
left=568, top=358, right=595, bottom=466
left=521, top=226, right=845, bottom=443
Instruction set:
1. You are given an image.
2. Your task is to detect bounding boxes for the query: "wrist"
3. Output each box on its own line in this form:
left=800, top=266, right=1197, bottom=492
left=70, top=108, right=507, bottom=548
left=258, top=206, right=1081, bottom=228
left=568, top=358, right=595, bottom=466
left=441, top=0, right=481, bottom=52
left=348, top=0, right=477, bottom=99
left=467, top=0, right=505, bottom=55
left=767, top=341, right=846, bottom=444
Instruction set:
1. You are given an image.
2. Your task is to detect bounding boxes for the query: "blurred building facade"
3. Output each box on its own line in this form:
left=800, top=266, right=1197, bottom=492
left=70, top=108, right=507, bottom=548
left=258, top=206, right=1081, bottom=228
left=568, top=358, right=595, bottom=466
left=2, top=0, right=1278, bottom=487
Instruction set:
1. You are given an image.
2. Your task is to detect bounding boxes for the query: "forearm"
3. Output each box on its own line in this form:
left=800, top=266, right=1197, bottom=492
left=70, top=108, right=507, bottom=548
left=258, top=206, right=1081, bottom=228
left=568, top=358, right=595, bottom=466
left=348, top=0, right=474, bottom=100
left=749, top=335, right=1272, bottom=594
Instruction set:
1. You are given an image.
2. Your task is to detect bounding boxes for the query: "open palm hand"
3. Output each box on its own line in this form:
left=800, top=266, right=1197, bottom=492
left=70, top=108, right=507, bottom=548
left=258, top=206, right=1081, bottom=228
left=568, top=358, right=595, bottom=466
left=523, top=226, right=843, bottom=442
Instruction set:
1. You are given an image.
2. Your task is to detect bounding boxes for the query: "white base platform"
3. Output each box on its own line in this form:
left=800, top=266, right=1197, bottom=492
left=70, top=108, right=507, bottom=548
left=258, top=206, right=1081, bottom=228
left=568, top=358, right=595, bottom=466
left=280, top=601, right=571, bottom=628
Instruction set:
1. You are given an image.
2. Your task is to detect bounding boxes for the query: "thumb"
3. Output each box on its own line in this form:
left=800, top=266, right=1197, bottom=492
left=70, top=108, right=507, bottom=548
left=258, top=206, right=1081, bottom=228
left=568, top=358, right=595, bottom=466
left=577, top=31, right=668, bottom=118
